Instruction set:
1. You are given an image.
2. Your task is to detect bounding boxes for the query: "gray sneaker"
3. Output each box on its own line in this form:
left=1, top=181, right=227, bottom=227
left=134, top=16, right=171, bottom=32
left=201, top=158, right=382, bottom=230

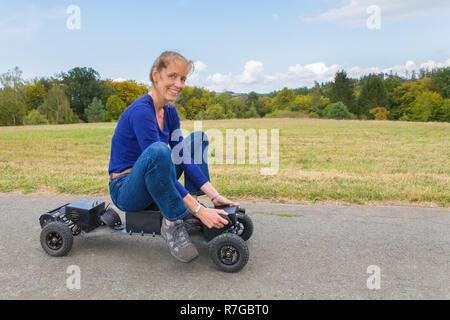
left=161, top=219, right=199, bottom=263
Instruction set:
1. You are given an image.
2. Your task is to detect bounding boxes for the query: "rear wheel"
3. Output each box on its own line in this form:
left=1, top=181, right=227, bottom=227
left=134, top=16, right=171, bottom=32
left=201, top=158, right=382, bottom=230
left=40, top=221, right=73, bottom=257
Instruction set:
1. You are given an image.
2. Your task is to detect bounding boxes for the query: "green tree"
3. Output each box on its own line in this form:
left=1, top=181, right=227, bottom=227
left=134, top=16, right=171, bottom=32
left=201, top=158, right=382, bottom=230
left=207, top=92, right=230, bottom=117
left=358, top=74, right=387, bottom=118
left=175, top=86, right=211, bottom=119
left=271, top=87, right=295, bottom=110
left=245, top=91, right=264, bottom=116
left=245, top=104, right=259, bottom=118
left=410, top=91, right=446, bottom=122
left=330, top=71, right=356, bottom=115
left=0, top=67, right=27, bottom=126
left=184, top=97, right=204, bottom=120
left=311, top=82, right=321, bottom=115
left=229, top=96, right=247, bottom=118
left=319, top=81, right=334, bottom=100
left=439, top=99, right=450, bottom=122
left=60, top=67, right=104, bottom=121
left=431, top=67, right=450, bottom=99
left=315, top=96, right=331, bottom=117
left=191, top=87, right=203, bottom=100
left=310, top=82, right=331, bottom=117
left=174, top=86, right=211, bottom=119
left=292, top=95, right=313, bottom=112
left=104, top=80, right=148, bottom=107
left=322, top=103, right=334, bottom=119
left=293, top=87, right=313, bottom=95
left=105, top=95, right=126, bottom=121
left=85, top=97, right=106, bottom=123
left=201, top=104, right=226, bottom=119
left=38, top=85, right=74, bottom=124
left=391, top=78, right=433, bottom=119
left=383, top=75, right=404, bottom=116
left=25, top=79, right=48, bottom=111
left=175, top=86, right=192, bottom=107
left=288, top=104, right=300, bottom=112
left=0, top=87, right=27, bottom=126
left=259, top=96, right=273, bottom=116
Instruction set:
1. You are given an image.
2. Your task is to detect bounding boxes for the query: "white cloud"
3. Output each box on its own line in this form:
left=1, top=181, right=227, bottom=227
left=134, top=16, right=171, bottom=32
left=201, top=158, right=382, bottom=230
left=193, top=60, right=207, bottom=73
left=303, top=0, right=450, bottom=28
left=239, top=60, right=264, bottom=84
left=204, top=72, right=234, bottom=91
left=189, top=60, right=340, bottom=93
left=186, top=60, right=208, bottom=84
left=419, top=59, right=450, bottom=70
left=287, top=62, right=339, bottom=78
left=188, top=58, right=450, bottom=93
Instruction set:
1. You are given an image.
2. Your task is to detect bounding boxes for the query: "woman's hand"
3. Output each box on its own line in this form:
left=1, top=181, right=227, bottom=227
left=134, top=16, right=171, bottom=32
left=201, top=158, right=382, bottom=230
left=199, top=182, right=239, bottom=208
left=212, top=195, right=240, bottom=208
left=196, top=206, right=229, bottom=229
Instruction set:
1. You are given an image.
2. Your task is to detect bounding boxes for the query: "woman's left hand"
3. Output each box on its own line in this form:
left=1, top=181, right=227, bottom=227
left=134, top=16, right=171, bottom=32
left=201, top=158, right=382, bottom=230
left=212, top=195, right=240, bottom=208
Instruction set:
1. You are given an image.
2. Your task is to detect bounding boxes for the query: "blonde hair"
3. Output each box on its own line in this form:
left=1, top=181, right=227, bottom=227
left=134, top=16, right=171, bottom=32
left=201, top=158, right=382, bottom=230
left=150, top=51, right=194, bottom=83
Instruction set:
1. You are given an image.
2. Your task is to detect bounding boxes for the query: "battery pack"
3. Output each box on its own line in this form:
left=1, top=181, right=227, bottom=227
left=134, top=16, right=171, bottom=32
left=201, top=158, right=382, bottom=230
left=65, top=198, right=104, bottom=232
left=125, top=210, right=162, bottom=235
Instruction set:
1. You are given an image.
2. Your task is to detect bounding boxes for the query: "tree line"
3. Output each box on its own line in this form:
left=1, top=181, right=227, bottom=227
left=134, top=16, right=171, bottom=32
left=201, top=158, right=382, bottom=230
left=0, top=67, right=148, bottom=126
left=0, top=66, right=448, bottom=126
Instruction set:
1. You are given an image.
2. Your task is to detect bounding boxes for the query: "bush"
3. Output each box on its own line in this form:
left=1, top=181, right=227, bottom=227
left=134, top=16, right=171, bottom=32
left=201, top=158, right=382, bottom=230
left=24, top=109, right=49, bottom=125
left=245, top=105, right=259, bottom=118
left=369, top=107, right=389, bottom=120
left=201, top=104, right=226, bottom=120
left=322, top=103, right=334, bottom=118
left=399, top=114, right=410, bottom=121
left=328, top=102, right=353, bottom=120
left=288, top=104, right=300, bottom=112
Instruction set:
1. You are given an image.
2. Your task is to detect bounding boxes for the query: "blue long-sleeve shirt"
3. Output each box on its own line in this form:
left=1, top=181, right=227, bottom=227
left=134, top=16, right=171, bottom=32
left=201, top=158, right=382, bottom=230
left=108, top=93, right=208, bottom=198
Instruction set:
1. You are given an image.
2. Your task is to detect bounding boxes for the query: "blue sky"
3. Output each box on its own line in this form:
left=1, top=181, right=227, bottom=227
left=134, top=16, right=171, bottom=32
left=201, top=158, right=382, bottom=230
left=1, top=0, right=449, bottom=93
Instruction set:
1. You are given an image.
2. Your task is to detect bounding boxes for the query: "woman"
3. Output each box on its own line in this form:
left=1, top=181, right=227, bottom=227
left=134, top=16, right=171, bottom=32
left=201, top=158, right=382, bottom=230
left=108, top=51, right=239, bottom=263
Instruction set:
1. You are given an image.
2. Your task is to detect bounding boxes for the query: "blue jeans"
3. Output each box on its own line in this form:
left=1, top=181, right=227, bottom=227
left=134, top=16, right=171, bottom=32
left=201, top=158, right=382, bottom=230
left=109, top=131, right=210, bottom=222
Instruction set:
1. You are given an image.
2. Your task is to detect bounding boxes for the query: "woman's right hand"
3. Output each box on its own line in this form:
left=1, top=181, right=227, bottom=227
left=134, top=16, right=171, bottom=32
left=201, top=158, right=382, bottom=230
left=196, top=206, right=229, bottom=229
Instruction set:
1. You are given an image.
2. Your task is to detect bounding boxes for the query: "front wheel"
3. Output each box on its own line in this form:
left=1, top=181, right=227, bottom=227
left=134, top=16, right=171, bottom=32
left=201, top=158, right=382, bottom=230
left=40, top=221, right=73, bottom=257
left=209, top=233, right=249, bottom=273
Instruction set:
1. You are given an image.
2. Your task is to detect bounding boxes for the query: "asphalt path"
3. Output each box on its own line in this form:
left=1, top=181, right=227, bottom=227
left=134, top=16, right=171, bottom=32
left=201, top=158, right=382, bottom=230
left=0, top=194, right=448, bottom=300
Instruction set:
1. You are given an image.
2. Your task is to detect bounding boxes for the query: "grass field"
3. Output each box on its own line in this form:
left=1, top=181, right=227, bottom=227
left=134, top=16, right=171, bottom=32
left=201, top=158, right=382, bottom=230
left=0, top=118, right=449, bottom=208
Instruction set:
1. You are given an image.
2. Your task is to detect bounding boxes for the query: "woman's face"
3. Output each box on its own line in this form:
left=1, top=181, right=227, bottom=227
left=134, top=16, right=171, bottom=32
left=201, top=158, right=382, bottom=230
left=153, top=59, right=188, bottom=103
